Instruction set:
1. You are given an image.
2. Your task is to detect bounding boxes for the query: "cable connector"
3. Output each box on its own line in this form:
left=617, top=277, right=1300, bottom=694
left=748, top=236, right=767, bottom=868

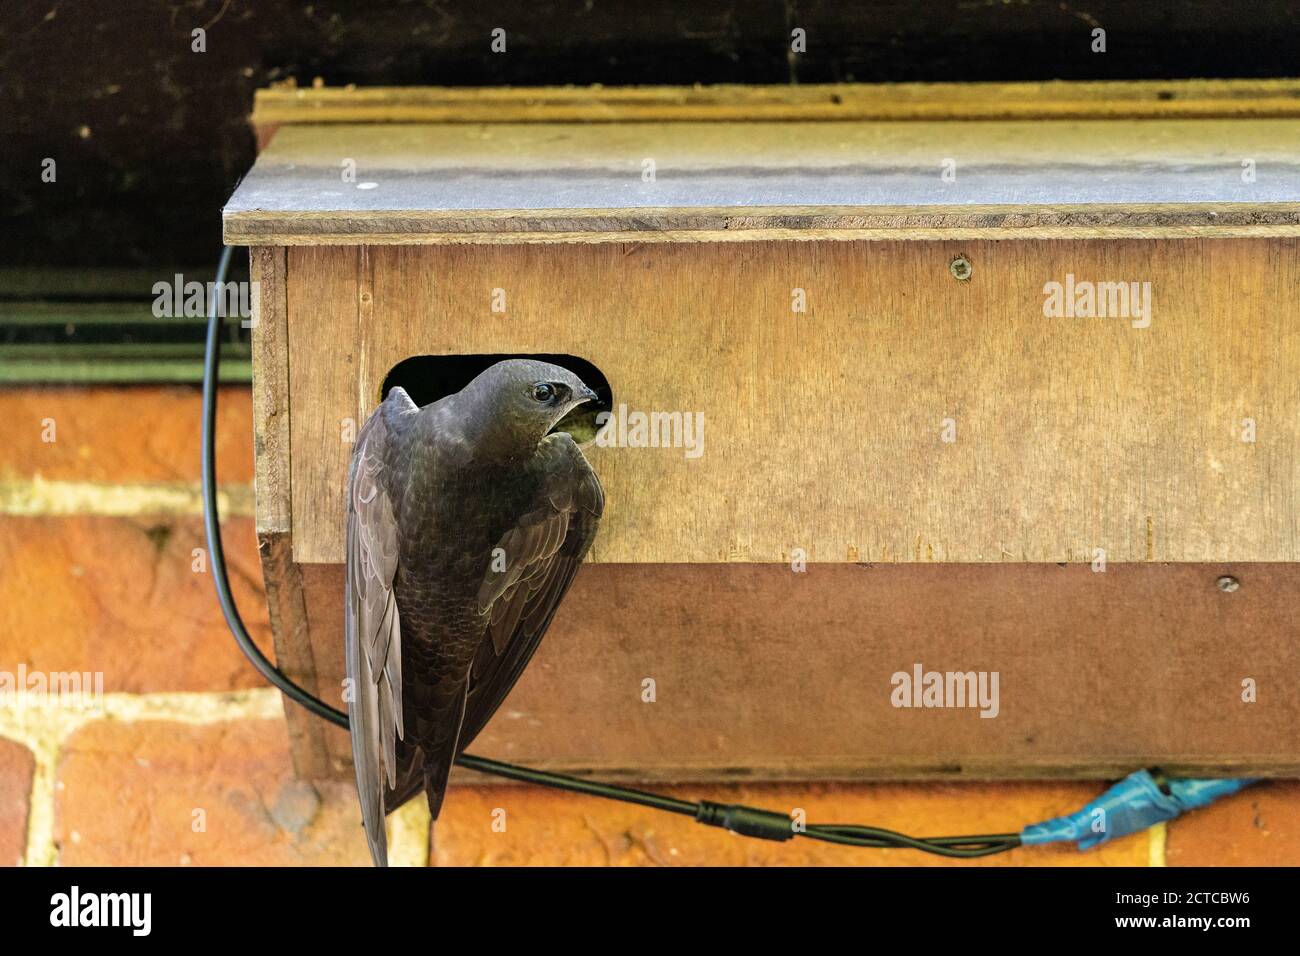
left=695, top=801, right=796, bottom=842
left=1020, top=770, right=1257, bottom=850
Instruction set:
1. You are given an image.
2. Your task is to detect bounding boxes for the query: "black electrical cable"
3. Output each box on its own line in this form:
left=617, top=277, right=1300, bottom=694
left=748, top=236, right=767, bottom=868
left=202, top=246, right=1021, bottom=859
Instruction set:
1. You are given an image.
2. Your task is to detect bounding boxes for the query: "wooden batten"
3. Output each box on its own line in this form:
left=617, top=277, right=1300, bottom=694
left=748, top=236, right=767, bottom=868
left=250, top=79, right=1300, bottom=127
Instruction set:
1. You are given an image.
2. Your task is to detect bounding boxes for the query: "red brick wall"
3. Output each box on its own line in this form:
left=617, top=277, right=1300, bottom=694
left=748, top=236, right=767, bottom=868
left=0, top=385, right=1294, bottom=866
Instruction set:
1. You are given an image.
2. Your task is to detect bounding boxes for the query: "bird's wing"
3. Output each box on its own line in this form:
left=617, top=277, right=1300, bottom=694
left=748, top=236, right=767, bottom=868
left=460, top=434, right=604, bottom=747
left=345, top=387, right=417, bottom=867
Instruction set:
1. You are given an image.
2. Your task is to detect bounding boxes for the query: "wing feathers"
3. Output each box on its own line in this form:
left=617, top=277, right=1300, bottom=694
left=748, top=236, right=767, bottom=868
left=345, top=387, right=416, bottom=867
left=346, top=404, right=602, bottom=866
left=460, top=438, right=603, bottom=749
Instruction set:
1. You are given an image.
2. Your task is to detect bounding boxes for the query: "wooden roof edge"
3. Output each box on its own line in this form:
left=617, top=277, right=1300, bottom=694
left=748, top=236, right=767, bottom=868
left=223, top=204, right=1300, bottom=247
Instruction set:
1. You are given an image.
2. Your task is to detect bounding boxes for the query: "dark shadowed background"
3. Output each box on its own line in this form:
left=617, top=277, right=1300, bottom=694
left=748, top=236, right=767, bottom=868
left=2, top=1, right=1299, bottom=870
left=3, top=0, right=1300, bottom=269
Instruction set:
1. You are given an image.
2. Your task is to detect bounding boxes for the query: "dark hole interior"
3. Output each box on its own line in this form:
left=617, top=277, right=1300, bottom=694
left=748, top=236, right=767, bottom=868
left=381, top=353, right=613, bottom=443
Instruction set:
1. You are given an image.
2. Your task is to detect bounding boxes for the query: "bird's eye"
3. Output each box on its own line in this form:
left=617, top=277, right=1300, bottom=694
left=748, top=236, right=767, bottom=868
left=531, top=382, right=556, bottom=403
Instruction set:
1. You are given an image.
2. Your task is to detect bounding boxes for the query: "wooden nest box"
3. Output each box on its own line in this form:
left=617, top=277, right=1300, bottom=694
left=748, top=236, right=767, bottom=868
left=224, top=81, right=1300, bottom=783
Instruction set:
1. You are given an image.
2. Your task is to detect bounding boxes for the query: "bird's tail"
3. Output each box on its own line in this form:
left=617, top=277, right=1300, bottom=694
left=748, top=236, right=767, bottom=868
left=421, top=692, right=468, bottom=820
left=383, top=692, right=466, bottom=822
left=384, top=748, right=426, bottom=816
left=423, top=755, right=454, bottom=820
left=383, top=743, right=456, bottom=822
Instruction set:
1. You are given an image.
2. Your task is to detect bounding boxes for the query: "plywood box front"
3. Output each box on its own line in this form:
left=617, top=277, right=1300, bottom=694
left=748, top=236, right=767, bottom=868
left=279, top=560, right=1300, bottom=783
left=285, top=239, right=1299, bottom=567
left=228, top=82, right=1300, bottom=781
left=250, top=237, right=1300, bottom=781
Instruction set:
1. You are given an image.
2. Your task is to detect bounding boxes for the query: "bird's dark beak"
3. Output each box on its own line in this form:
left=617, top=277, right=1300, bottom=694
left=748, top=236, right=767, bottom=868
left=551, top=384, right=603, bottom=442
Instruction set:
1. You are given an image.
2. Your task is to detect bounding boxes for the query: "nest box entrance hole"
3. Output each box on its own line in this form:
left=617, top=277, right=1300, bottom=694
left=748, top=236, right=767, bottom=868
left=382, top=353, right=613, bottom=442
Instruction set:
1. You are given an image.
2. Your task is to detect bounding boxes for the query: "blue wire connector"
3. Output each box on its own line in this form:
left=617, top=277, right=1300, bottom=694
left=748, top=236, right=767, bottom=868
left=1020, top=771, right=1257, bottom=850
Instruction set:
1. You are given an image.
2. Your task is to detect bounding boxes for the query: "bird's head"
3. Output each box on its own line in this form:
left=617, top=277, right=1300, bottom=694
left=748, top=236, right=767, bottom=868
left=460, top=359, right=599, bottom=455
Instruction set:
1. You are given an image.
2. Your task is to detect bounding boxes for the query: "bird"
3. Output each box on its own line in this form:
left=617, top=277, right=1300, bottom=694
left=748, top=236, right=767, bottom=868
left=345, top=359, right=605, bottom=866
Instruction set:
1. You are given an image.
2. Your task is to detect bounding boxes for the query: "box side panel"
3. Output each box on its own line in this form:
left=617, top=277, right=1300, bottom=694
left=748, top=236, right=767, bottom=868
left=249, top=246, right=291, bottom=535
left=250, top=247, right=336, bottom=776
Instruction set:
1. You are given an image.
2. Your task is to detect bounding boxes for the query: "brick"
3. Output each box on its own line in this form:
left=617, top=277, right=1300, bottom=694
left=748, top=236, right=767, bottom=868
left=0, top=385, right=253, bottom=485
left=1166, top=781, right=1300, bottom=866
left=55, top=718, right=369, bottom=865
left=0, top=515, right=275, bottom=693
left=0, top=738, right=35, bottom=867
left=431, top=780, right=1149, bottom=866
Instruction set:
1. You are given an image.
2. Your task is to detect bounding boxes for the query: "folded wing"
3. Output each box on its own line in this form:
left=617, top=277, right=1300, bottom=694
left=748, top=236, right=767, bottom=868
left=462, top=434, right=605, bottom=747
left=345, top=387, right=416, bottom=867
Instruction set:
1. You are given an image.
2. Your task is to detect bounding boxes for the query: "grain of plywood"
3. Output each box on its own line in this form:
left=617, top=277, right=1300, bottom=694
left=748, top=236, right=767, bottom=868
left=257, top=531, right=333, bottom=778
left=286, top=246, right=361, bottom=564
left=249, top=247, right=291, bottom=534
left=293, top=561, right=1300, bottom=782
left=286, top=239, right=1300, bottom=567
